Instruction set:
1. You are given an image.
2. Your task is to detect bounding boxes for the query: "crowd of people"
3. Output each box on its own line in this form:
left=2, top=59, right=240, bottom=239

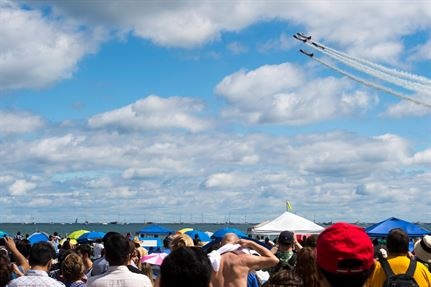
left=0, top=223, right=430, bottom=286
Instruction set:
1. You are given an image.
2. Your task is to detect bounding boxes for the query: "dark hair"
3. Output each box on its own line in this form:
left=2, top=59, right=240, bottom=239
left=304, top=235, right=318, bottom=248
left=0, top=253, right=12, bottom=287
left=160, top=247, right=212, bottom=287
left=29, top=242, right=55, bottom=267
left=266, top=269, right=303, bottom=286
left=62, top=253, right=84, bottom=282
left=75, top=244, right=93, bottom=257
left=15, top=240, right=31, bottom=259
left=319, top=267, right=372, bottom=287
left=296, top=247, right=319, bottom=287
left=104, top=232, right=129, bottom=266
left=387, top=228, right=409, bottom=254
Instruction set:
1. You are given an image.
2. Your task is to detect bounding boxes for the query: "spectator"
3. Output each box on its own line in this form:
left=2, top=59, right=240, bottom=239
left=210, top=233, right=279, bottom=287
left=93, top=239, right=104, bottom=260
left=414, top=235, right=431, bottom=272
left=8, top=242, right=65, bottom=287
left=87, top=232, right=151, bottom=287
left=159, top=247, right=211, bottom=287
left=271, top=231, right=302, bottom=273
left=368, top=228, right=431, bottom=286
left=75, top=244, right=93, bottom=274
left=170, top=234, right=194, bottom=251
left=296, top=247, right=319, bottom=287
left=62, top=253, right=86, bottom=287
left=316, top=222, right=374, bottom=287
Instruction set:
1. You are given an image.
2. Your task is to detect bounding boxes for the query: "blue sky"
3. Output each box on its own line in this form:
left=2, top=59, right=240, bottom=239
left=0, top=0, right=430, bottom=223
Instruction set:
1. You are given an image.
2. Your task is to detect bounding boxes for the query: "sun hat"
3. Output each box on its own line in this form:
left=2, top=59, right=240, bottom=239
left=317, top=222, right=374, bottom=274
left=414, top=235, right=431, bottom=263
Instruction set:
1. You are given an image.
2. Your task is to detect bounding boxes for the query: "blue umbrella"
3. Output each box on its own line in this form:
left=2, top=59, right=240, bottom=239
left=185, top=230, right=211, bottom=242
left=139, top=225, right=172, bottom=236
left=77, top=231, right=106, bottom=244
left=28, top=232, right=49, bottom=245
left=211, top=228, right=247, bottom=239
left=0, top=231, right=8, bottom=238
left=366, top=217, right=431, bottom=237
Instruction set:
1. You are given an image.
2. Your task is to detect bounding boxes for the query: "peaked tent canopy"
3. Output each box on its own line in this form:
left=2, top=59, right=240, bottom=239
left=28, top=232, right=49, bottom=245
left=250, top=211, right=324, bottom=235
left=365, top=217, right=431, bottom=237
left=139, top=225, right=172, bottom=235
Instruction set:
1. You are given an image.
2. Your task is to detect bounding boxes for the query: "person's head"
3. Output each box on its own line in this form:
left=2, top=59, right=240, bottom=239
left=15, top=240, right=31, bottom=259
left=387, top=228, right=409, bottom=255
left=29, top=242, right=56, bottom=269
left=266, top=269, right=304, bottom=286
left=278, top=231, right=294, bottom=248
left=316, top=223, right=374, bottom=287
left=170, top=234, right=194, bottom=251
left=414, top=235, right=431, bottom=264
left=75, top=244, right=92, bottom=259
left=160, top=247, right=211, bottom=287
left=62, top=239, right=71, bottom=250
left=61, top=253, right=85, bottom=283
left=103, top=232, right=130, bottom=266
left=221, top=233, right=239, bottom=246
left=140, top=262, right=153, bottom=282
left=304, top=235, right=318, bottom=248
left=296, top=247, right=319, bottom=287
left=0, top=253, right=12, bottom=287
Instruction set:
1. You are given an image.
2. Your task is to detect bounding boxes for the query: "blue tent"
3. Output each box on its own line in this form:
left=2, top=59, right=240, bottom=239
left=77, top=231, right=106, bottom=244
left=28, top=232, right=49, bottom=245
left=139, top=225, right=172, bottom=236
left=366, top=217, right=431, bottom=237
left=211, top=228, right=247, bottom=239
left=185, top=230, right=211, bottom=242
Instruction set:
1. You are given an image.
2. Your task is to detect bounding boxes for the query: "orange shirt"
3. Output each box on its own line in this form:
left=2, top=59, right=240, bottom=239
left=368, top=255, right=431, bottom=287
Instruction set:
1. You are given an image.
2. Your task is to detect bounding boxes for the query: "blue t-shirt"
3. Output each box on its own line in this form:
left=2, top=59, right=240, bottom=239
left=247, top=273, right=259, bottom=287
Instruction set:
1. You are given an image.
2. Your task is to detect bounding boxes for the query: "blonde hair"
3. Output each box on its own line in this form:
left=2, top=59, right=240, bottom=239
left=170, top=234, right=194, bottom=250
left=61, top=253, right=84, bottom=282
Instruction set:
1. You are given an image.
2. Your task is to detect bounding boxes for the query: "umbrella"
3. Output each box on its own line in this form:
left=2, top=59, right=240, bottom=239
left=140, top=252, right=168, bottom=266
left=68, top=230, right=89, bottom=240
left=0, top=231, right=8, bottom=238
left=77, top=231, right=106, bottom=244
left=185, top=230, right=211, bottom=242
left=366, top=217, right=431, bottom=237
left=139, top=225, right=172, bottom=235
left=177, top=228, right=193, bottom=234
left=211, top=228, right=247, bottom=239
left=60, top=238, right=77, bottom=246
left=28, top=232, right=49, bottom=245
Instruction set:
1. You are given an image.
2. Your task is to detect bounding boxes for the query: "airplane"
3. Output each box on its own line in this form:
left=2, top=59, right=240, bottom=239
left=296, top=32, right=312, bottom=40
left=311, top=42, right=325, bottom=49
left=293, top=34, right=308, bottom=42
left=299, top=49, right=314, bottom=57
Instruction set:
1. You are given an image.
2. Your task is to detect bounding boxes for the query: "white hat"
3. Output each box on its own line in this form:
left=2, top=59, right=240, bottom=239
left=414, top=235, right=431, bottom=263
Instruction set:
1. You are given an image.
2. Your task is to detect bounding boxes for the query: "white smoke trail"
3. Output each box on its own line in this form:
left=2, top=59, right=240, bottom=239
left=305, top=42, right=431, bottom=95
left=309, top=55, right=431, bottom=109
left=310, top=40, right=431, bottom=86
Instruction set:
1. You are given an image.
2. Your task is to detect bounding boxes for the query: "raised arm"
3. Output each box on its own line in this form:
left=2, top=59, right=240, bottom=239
left=238, top=239, right=279, bottom=271
left=4, top=236, right=30, bottom=273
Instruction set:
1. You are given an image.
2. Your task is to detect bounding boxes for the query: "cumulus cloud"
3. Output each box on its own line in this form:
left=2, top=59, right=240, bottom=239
left=0, top=1, right=103, bottom=90
left=8, top=179, right=37, bottom=196
left=31, top=1, right=430, bottom=63
left=88, top=95, right=212, bottom=132
left=204, top=172, right=251, bottom=189
left=409, top=40, right=431, bottom=61
left=381, top=93, right=431, bottom=118
left=0, top=111, right=44, bottom=134
left=216, top=62, right=377, bottom=125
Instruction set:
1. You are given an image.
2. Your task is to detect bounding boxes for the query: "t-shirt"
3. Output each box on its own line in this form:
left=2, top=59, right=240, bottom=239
left=367, top=255, right=431, bottom=287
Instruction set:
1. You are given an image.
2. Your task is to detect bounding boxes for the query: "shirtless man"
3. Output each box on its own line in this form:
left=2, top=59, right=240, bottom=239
left=211, top=233, right=279, bottom=287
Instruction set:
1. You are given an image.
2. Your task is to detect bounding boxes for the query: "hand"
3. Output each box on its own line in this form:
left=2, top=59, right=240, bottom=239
left=10, top=263, right=24, bottom=277
left=4, top=236, right=17, bottom=252
left=238, top=239, right=253, bottom=248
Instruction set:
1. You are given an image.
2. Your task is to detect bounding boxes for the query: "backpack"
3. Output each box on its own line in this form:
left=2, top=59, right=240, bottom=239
left=379, top=257, right=419, bottom=287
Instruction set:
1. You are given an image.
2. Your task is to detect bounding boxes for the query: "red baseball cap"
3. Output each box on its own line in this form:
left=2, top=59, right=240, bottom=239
left=317, top=222, right=374, bottom=274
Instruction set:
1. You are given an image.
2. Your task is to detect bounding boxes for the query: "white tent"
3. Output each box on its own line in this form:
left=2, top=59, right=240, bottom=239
left=251, top=211, right=324, bottom=235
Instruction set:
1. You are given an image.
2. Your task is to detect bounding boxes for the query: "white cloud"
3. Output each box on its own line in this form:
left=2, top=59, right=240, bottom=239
left=381, top=93, right=431, bottom=118
left=8, top=179, right=37, bottom=196
left=257, top=33, right=292, bottom=53
left=409, top=40, right=431, bottom=61
left=88, top=95, right=212, bottom=132
left=409, top=148, right=431, bottom=165
left=216, top=63, right=377, bottom=125
left=33, top=1, right=430, bottom=63
left=0, top=111, right=44, bottom=134
left=122, top=168, right=165, bottom=179
left=204, top=172, right=251, bottom=189
left=0, top=1, right=104, bottom=90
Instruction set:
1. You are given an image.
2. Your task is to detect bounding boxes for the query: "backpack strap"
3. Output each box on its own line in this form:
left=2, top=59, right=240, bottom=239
left=379, top=257, right=395, bottom=277
left=406, top=259, right=417, bottom=277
